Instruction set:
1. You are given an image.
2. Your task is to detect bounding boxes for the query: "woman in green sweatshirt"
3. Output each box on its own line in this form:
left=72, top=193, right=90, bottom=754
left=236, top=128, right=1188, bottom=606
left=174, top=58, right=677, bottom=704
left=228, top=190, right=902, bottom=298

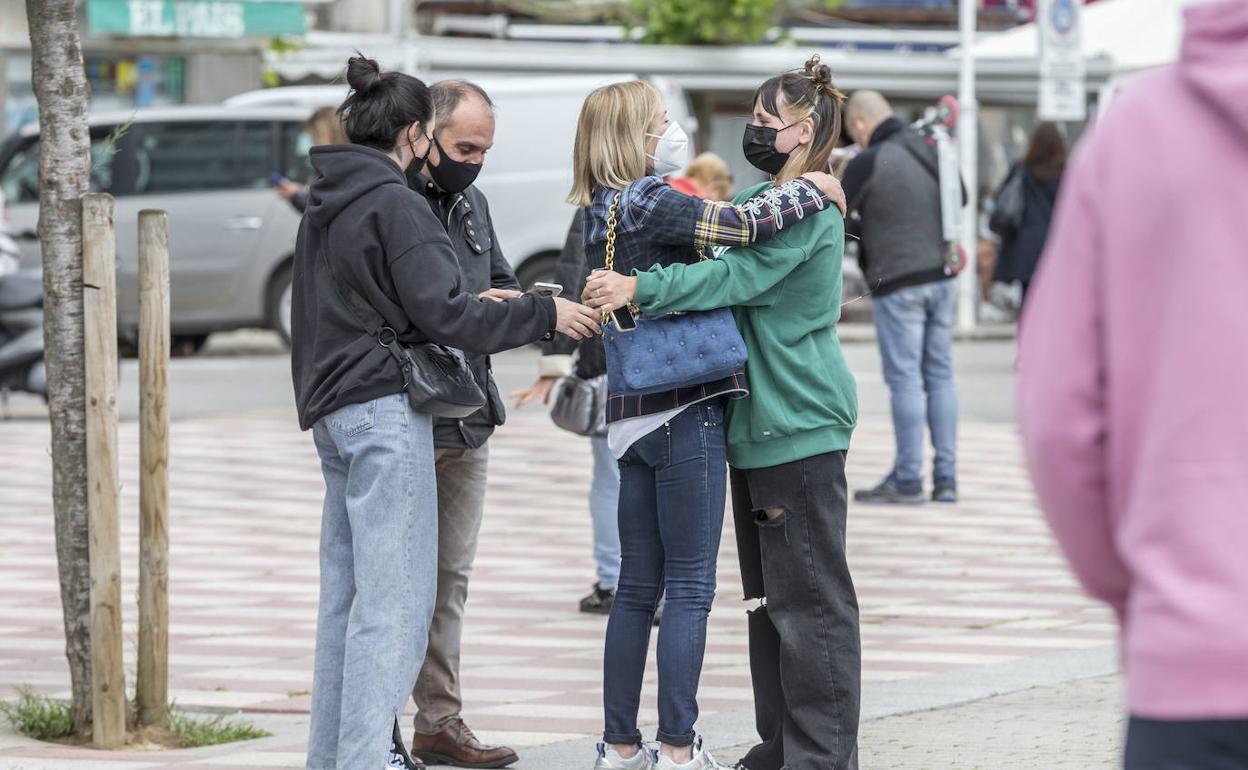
left=585, top=56, right=861, bottom=770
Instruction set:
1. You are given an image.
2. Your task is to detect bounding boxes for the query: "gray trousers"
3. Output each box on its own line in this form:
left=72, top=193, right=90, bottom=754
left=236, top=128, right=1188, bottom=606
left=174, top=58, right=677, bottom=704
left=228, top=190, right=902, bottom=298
left=411, top=444, right=490, bottom=735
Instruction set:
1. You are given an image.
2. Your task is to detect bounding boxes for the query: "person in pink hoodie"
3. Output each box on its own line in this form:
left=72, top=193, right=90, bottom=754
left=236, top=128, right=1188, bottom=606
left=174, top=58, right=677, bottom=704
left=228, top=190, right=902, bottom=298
left=1018, top=1, right=1248, bottom=766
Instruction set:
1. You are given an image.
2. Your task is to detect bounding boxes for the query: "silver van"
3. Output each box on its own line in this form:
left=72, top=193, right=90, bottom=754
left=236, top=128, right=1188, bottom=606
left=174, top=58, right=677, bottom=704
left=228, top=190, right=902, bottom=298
left=0, top=106, right=313, bottom=350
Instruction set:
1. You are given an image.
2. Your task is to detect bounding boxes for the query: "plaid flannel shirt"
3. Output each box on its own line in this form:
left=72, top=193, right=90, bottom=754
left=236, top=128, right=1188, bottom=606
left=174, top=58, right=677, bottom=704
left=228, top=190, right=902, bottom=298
left=584, top=175, right=830, bottom=421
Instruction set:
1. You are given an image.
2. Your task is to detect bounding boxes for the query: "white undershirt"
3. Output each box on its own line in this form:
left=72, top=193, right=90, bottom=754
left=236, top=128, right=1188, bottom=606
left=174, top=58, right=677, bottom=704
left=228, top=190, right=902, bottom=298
left=607, top=406, right=690, bottom=460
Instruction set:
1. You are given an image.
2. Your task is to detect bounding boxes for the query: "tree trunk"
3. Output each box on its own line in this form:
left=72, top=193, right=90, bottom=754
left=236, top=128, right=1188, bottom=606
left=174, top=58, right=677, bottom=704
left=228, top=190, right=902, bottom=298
left=26, top=0, right=95, bottom=735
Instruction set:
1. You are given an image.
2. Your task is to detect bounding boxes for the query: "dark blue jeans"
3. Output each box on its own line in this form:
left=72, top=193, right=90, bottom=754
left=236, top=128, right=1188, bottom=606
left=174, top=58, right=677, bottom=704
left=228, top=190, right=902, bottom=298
left=603, top=400, right=727, bottom=748
left=1125, top=717, right=1248, bottom=769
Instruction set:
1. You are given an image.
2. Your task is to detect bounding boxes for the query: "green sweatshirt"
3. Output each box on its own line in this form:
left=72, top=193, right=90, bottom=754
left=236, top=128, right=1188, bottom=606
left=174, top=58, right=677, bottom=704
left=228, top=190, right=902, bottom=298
left=632, top=182, right=858, bottom=469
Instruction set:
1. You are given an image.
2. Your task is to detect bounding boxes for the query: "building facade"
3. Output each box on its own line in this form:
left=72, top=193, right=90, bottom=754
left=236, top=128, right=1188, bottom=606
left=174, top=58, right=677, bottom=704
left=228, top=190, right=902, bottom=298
left=1, top=0, right=310, bottom=133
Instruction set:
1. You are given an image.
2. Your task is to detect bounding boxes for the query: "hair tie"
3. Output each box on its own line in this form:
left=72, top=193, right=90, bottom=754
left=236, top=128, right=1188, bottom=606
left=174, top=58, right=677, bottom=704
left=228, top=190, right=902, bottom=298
left=800, top=54, right=843, bottom=104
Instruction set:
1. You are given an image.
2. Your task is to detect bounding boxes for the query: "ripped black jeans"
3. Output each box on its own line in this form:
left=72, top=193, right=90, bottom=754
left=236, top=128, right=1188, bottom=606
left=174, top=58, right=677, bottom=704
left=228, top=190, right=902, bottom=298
left=730, top=451, right=861, bottom=770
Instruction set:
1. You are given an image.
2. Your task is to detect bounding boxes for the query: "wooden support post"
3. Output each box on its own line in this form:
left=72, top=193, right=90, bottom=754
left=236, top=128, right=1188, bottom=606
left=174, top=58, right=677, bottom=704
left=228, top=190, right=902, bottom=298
left=82, top=193, right=125, bottom=748
left=136, top=210, right=170, bottom=728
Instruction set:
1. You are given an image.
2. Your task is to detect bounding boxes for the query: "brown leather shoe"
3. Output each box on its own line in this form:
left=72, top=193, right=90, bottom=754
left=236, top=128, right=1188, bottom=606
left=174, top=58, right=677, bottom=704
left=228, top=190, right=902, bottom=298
left=410, top=718, right=518, bottom=769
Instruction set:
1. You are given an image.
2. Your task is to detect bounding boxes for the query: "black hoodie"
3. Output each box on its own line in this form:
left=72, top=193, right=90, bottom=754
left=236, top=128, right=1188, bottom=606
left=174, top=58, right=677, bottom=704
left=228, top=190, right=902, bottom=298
left=290, top=145, right=556, bottom=431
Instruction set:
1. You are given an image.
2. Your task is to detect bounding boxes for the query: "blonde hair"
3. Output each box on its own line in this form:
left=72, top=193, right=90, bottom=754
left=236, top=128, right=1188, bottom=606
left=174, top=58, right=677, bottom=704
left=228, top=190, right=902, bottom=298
left=568, top=80, right=663, bottom=206
left=305, top=106, right=348, bottom=146
left=684, top=152, right=733, bottom=201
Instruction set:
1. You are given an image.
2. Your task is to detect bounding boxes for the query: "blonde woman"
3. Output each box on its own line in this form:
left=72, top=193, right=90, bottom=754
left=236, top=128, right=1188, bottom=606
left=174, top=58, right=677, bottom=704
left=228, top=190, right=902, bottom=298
left=670, top=152, right=734, bottom=201
left=587, top=57, right=861, bottom=770
left=276, top=106, right=350, bottom=212
left=570, top=80, right=845, bottom=770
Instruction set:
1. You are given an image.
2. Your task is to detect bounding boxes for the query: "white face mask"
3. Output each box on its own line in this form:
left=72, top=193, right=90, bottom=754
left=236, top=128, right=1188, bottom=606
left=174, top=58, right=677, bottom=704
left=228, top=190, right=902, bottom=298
left=646, top=121, right=690, bottom=177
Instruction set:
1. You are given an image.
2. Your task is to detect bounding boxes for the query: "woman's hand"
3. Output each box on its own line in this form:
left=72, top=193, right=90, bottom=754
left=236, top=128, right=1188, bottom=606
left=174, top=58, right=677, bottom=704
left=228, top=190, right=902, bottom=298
left=480, top=288, right=523, bottom=302
left=801, top=171, right=848, bottom=216
left=275, top=179, right=305, bottom=201
left=511, top=376, right=559, bottom=408
left=583, top=271, right=638, bottom=314
left=553, top=297, right=602, bottom=340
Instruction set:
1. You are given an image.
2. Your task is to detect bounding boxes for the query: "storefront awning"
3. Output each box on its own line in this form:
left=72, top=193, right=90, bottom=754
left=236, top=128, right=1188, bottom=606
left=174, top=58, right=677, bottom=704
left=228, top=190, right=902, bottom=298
left=268, top=33, right=1112, bottom=105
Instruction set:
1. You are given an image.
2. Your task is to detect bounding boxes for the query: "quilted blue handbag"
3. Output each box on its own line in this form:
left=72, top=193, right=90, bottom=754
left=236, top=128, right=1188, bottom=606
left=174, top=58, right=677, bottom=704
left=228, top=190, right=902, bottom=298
left=600, top=194, right=748, bottom=397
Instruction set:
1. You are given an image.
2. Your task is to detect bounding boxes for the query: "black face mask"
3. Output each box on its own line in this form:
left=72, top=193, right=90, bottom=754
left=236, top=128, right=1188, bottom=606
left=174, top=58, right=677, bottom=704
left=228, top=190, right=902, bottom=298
left=428, top=135, right=483, bottom=194
left=403, top=130, right=434, bottom=178
left=742, top=122, right=797, bottom=175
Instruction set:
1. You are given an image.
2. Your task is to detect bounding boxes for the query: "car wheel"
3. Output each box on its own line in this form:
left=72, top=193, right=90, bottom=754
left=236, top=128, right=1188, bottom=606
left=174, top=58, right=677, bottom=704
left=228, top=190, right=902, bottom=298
left=171, top=334, right=210, bottom=358
left=268, top=264, right=293, bottom=348
left=514, top=252, right=559, bottom=291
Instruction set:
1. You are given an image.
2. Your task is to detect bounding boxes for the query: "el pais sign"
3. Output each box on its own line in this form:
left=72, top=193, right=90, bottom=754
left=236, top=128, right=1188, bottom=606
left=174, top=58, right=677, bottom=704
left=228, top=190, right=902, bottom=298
left=87, top=0, right=306, bottom=39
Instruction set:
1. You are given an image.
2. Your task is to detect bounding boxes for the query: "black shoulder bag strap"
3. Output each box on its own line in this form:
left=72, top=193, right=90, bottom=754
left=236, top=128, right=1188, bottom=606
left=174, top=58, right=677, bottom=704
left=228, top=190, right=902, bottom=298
left=891, top=129, right=942, bottom=187
left=316, top=226, right=410, bottom=373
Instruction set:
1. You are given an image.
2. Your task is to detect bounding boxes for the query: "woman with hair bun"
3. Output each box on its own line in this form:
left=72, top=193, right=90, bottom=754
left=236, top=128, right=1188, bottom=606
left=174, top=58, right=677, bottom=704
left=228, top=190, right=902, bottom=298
left=586, top=56, right=861, bottom=770
left=567, top=70, right=845, bottom=770
left=290, top=55, right=600, bottom=770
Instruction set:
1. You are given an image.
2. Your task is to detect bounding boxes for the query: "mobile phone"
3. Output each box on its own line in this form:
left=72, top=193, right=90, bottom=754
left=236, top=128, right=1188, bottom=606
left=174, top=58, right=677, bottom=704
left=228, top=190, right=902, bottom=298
left=268, top=172, right=285, bottom=187
left=610, top=307, right=638, bottom=332
left=529, top=281, right=563, bottom=298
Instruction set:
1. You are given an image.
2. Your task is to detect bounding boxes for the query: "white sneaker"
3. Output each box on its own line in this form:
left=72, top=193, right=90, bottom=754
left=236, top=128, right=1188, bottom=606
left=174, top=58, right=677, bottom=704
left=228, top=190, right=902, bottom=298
left=594, top=742, right=657, bottom=770
left=386, top=719, right=422, bottom=769
left=654, top=737, right=730, bottom=770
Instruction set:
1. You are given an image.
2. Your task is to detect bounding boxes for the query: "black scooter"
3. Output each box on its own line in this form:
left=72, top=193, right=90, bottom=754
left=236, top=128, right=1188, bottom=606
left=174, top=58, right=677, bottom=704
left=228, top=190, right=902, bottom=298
left=0, top=269, right=47, bottom=404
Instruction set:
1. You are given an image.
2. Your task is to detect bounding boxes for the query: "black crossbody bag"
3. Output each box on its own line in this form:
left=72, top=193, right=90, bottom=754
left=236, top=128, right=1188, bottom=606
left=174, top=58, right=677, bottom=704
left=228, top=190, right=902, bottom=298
left=318, top=238, right=485, bottom=419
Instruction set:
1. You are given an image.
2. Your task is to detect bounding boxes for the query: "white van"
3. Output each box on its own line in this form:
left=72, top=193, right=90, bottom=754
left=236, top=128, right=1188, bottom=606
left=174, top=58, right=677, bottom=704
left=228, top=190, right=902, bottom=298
left=227, top=74, right=696, bottom=288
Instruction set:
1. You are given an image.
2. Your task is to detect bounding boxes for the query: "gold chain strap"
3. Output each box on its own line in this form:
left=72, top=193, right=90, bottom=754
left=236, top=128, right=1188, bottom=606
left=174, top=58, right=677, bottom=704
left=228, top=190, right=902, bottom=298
left=604, top=193, right=619, bottom=271
left=601, top=193, right=638, bottom=325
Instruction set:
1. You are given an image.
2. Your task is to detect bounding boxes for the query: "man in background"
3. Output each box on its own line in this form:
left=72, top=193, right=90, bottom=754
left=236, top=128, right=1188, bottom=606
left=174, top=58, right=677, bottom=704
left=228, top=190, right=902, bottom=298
left=842, top=90, right=959, bottom=505
left=405, top=80, right=520, bottom=770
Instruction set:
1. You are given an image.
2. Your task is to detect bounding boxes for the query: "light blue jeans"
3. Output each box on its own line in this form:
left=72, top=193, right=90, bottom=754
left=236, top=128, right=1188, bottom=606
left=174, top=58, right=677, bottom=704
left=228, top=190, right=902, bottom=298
left=590, top=435, right=622, bottom=590
left=872, top=280, right=959, bottom=489
left=306, top=393, right=438, bottom=770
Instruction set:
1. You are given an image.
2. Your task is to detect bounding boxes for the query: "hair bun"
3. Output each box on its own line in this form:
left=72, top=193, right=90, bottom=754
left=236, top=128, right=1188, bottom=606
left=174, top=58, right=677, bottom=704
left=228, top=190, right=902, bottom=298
left=346, top=55, right=384, bottom=95
left=802, top=54, right=844, bottom=103
left=804, top=55, right=833, bottom=88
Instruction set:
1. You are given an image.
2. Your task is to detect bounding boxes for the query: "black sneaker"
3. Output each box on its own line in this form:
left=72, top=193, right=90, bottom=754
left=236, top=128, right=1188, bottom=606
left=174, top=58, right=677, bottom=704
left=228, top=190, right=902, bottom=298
left=854, top=477, right=926, bottom=505
left=389, top=718, right=425, bottom=769
left=932, top=480, right=958, bottom=503
left=580, top=583, right=616, bottom=615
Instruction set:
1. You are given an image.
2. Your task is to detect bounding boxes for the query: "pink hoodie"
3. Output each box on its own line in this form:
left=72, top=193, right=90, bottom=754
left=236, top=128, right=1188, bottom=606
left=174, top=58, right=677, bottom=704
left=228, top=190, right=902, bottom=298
left=1019, top=0, right=1248, bottom=720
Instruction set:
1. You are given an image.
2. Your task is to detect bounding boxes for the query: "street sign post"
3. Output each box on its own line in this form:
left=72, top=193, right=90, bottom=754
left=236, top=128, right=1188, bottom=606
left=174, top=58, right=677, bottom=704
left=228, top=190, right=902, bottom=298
left=956, top=0, right=978, bottom=332
left=1038, top=0, right=1086, bottom=122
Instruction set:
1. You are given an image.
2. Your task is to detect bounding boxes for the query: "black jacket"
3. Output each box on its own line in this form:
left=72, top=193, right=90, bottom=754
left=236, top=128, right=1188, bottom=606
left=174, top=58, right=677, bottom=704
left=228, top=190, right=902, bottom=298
left=842, top=117, right=954, bottom=296
left=540, top=208, right=606, bottom=379
left=993, top=164, right=1060, bottom=286
left=411, top=173, right=521, bottom=449
left=290, top=145, right=556, bottom=431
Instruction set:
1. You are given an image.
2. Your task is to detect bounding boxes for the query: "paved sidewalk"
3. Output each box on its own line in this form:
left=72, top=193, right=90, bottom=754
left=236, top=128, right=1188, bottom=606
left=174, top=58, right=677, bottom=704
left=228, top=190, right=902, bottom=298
left=0, top=402, right=1112, bottom=768
left=858, top=675, right=1124, bottom=769
left=712, top=675, right=1125, bottom=769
